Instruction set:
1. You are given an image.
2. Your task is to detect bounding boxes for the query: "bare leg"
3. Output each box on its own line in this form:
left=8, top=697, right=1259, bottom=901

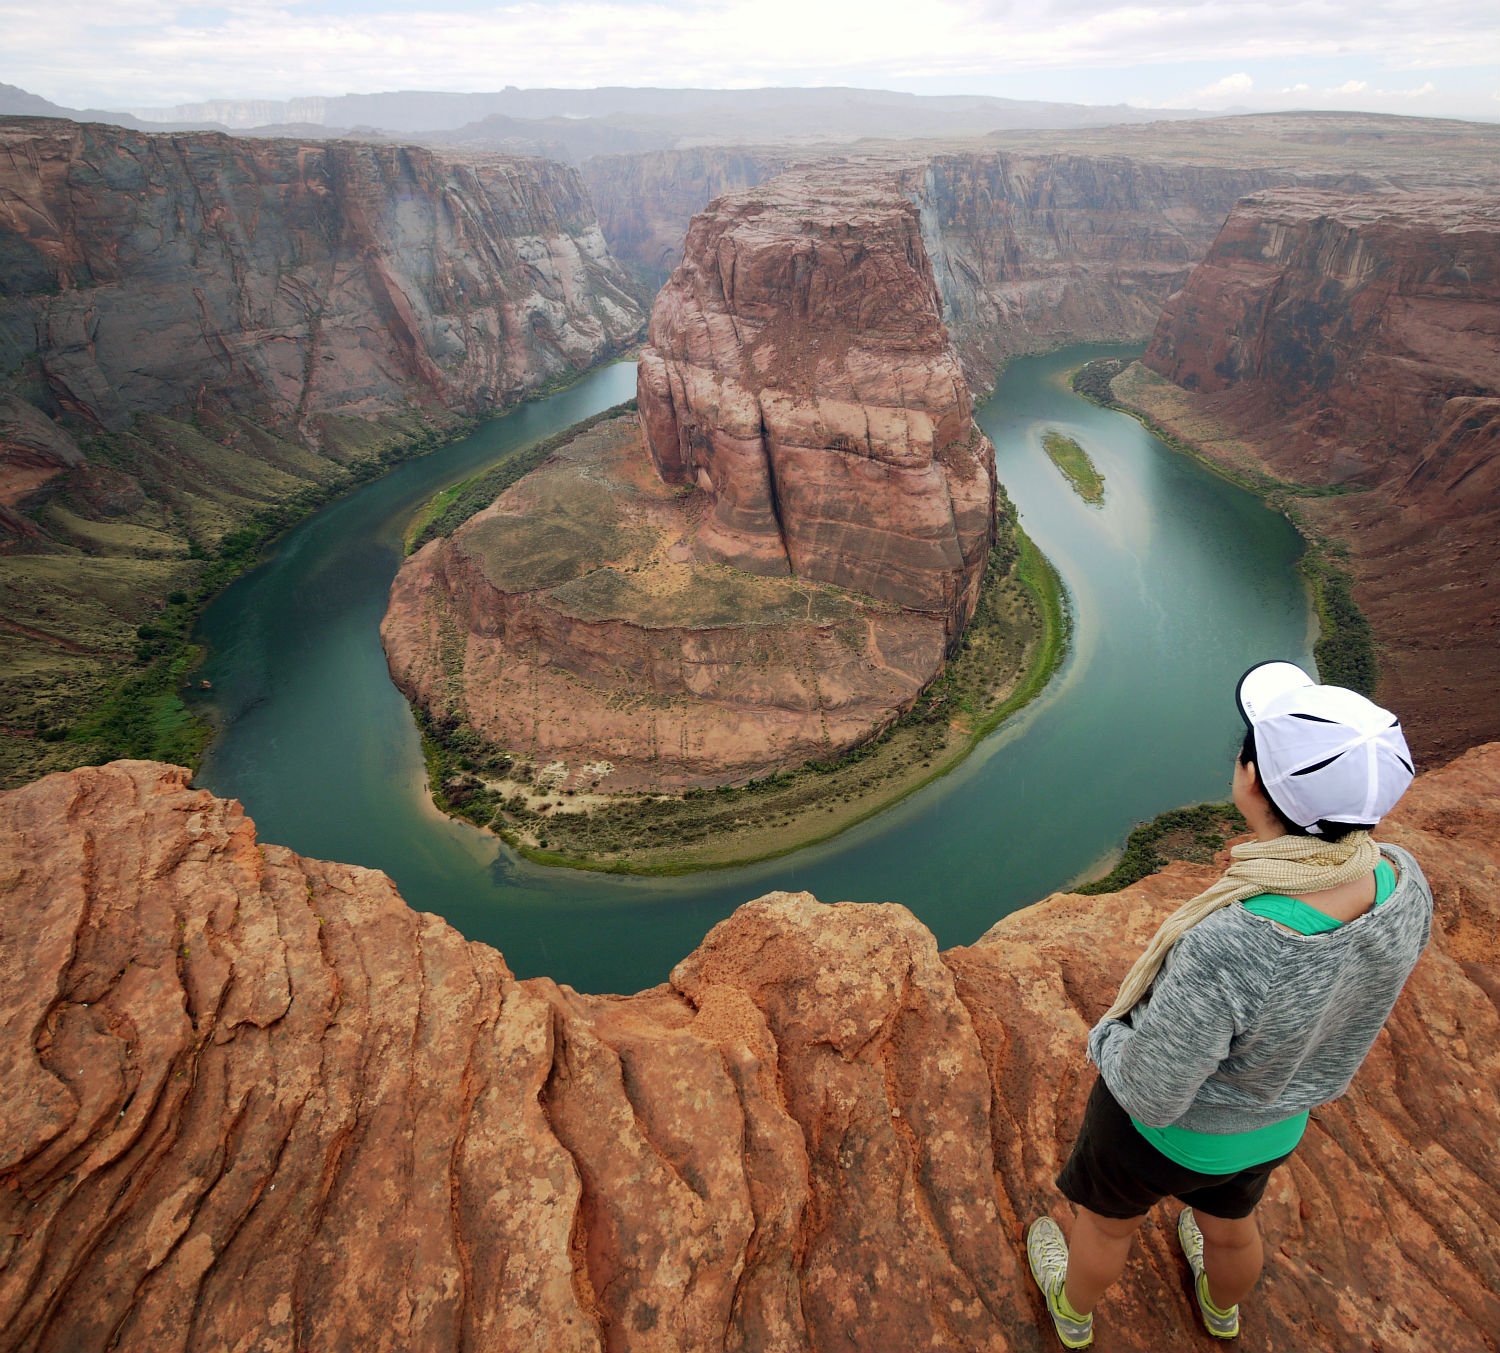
left=1064, top=1207, right=1148, bottom=1315
left=1194, top=1208, right=1264, bottom=1310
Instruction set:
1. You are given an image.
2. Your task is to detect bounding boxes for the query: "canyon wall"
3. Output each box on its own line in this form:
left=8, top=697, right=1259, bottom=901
left=580, top=147, right=795, bottom=284
left=0, top=117, right=644, bottom=437
left=903, top=153, right=1291, bottom=386
left=637, top=168, right=996, bottom=620
left=2, top=748, right=1495, bottom=1352
left=1133, top=188, right=1499, bottom=759
left=581, top=144, right=1288, bottom=388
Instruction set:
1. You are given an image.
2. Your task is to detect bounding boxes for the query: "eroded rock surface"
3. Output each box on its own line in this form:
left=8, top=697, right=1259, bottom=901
left=1135, top=188, right=1499, bottom=759
left=2, top=750, right=1496, bottom=1352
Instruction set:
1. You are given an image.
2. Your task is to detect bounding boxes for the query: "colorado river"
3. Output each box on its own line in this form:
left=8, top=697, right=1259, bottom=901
left=194, top=346, right=1312, bottom=992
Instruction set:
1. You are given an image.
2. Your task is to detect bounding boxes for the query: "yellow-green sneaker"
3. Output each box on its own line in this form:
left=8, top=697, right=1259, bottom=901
left=1177, top=1207, right=1241, bottom=1339
left=1026, top=1217, right=1094, bottom=1349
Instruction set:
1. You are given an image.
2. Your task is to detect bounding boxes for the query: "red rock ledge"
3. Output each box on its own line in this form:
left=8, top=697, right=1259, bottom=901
left=1, top=751, right=1495, bottom=1352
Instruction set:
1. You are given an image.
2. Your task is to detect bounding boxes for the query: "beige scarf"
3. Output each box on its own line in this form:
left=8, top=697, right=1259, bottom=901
left=1102, top=830, right=1380, bottom=1020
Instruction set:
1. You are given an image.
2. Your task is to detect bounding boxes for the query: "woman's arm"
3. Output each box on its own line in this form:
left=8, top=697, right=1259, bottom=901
left=1087, top=922, right=1268, bottom=1128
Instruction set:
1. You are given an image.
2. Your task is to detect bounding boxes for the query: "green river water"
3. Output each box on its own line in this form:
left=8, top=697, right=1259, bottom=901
left=194, top=346, right=1313, bottom=993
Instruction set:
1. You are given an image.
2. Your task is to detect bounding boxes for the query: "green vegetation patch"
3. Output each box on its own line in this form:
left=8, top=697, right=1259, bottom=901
left=1077, top=802, right=1248, bottom=896
left=1041, top=428, right=1105, bottom=505
left=1302, top=549, right=1377, bottom=695
left=1071, top=357, right=1130, bottom=408
left=408, top=399, right=637, bottom=553
left=2, top=406, right=472, bottom=787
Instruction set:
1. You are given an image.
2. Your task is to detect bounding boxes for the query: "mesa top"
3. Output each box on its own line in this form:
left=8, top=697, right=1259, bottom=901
left=1089, top=845, right=1432, bottom=1137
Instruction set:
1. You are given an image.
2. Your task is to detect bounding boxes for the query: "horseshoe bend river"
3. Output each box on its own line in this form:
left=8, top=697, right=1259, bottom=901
left=193, top=346, right=1313, bottom=993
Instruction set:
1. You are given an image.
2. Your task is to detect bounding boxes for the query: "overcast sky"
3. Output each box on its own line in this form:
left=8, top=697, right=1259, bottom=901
left=3, top=0, right=1496, bottom=121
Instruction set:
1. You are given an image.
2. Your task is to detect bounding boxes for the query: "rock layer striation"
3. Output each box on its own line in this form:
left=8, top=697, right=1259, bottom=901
left=385, top=171, right=1005, bottom=788
left=2, top=750, right=1496, bottom=1352
left=1136, top=188, right=1499, bottom=758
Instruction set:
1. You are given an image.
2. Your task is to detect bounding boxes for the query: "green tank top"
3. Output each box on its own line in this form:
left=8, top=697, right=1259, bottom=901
left=1131, top=858, right=1397, bottom=1173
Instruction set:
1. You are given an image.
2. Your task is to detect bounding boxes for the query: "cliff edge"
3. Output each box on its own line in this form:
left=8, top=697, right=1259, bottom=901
left=2, top=749, right=1495, bottom=1352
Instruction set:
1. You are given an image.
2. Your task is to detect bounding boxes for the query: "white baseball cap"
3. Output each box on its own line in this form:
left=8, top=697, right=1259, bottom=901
left=1236, top=661, right=1415, bottom=833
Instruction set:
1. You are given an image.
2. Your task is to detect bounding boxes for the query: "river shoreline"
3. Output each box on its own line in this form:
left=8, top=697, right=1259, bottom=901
left=190, top=344, right=1312, bottom=992
left=143, top=358, right=641, bottom=777
left=1075, top=357, right=1377, bottom=695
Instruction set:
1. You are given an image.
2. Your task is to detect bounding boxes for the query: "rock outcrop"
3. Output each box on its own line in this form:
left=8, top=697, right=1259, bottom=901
left=385, top=171, right=1004, bottom=788
left=1134, top=188, right=1499, bottom=759
left=382, top=416, right=969, bottom=789
left=3, top=749, right=1496, bottom=1352
left=637, top=168, right=997, bottom=618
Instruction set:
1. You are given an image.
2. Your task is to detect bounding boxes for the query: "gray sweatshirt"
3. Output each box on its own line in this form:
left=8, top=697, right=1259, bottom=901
left=1088, top=843, right=1433, bottom=1135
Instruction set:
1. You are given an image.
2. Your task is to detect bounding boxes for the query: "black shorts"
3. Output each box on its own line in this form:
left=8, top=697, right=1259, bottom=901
left=1057, top=1077, right=1294, bottom=1221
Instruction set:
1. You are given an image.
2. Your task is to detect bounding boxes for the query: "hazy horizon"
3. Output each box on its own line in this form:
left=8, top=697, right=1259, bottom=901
left=2, top=0, right=1495, bottom=125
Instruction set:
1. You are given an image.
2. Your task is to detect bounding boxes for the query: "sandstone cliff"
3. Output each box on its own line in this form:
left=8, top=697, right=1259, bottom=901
left=581, top=147, right=796, bottom=285
left=903, top=152, right=1290, bottom=386
left=0, top=117, right=644, bottom=438
left=1133, top=188, right=1499, bottom=760
left=2, top=748, right=1495, bottom=1352
left=0, top=116, right=646, bottom=789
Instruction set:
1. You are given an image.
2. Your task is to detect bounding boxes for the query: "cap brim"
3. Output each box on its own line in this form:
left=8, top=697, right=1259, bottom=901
left=1236, top=661, right=1315, bottom=725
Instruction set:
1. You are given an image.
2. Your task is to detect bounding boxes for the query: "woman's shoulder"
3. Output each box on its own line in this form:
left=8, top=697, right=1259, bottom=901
left=1165, top=905, right=1282, bottom=976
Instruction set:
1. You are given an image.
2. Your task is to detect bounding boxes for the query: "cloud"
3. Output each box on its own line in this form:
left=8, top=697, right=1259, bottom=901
left=0, top=0, right=1496, bottom=112
left=1329, top=80, right=1370, bottom=94
left=1195, top=72, right=1254, bottom=100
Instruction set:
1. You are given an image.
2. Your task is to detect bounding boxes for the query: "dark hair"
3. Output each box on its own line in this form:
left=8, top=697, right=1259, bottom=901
left=1238, top=727, right=1372, bottom=842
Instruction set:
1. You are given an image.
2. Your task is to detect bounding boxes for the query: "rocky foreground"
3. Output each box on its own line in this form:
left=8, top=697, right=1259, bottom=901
left=2, top=750, right=1495, bottom=1352
left=1135, top=187, right=1499, bottom=760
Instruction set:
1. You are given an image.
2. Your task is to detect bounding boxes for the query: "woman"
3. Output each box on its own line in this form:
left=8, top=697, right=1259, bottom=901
left=1026, top=660, right=1433, bottom=1349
